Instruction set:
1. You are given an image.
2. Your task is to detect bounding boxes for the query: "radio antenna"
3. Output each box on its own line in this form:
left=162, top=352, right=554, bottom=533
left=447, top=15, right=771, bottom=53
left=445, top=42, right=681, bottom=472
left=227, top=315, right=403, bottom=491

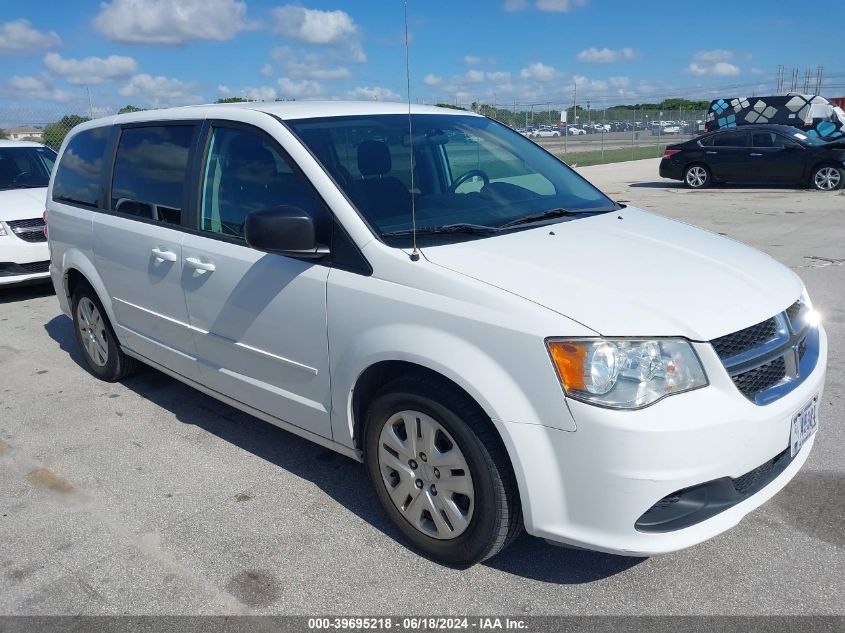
left=404, top=0, right=419, bottom=261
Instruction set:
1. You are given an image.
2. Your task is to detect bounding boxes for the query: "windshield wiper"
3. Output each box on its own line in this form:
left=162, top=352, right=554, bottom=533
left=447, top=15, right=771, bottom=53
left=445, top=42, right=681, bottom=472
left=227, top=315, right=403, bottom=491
left=499, top=207, right=608, bottom=228
left=381, top=223, right=500, bottom=238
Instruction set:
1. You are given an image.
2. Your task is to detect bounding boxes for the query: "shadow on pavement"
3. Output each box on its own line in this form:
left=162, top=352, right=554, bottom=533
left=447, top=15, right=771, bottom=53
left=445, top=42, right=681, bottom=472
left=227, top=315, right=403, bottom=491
left=0, top=281, right=54, bottom=305
left=43, top=313, right=643, bottom=584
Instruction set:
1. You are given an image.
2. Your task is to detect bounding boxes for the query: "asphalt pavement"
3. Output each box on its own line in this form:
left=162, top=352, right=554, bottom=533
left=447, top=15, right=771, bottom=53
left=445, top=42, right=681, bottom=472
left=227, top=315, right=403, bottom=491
left=1, top=158, right=842, bottom=615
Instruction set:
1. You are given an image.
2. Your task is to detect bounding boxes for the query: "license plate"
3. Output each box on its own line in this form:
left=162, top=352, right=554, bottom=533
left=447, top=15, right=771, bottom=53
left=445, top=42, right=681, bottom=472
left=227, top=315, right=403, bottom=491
left=790, top=396, right=818, bottom=457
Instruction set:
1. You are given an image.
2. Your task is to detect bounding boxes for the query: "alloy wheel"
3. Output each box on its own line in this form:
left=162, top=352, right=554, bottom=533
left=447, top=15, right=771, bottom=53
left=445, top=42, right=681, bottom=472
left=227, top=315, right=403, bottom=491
left=76, top=297, right=109, bottom=367
left=377, top=410, right=475, bottom=540
left=686, top=166, right=708, bottom=188
left=814, top=167, right=841, bottom=191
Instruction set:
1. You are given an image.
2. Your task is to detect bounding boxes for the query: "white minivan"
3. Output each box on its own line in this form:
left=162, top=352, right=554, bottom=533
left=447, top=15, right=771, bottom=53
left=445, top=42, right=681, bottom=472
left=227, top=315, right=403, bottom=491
left=47, top=102, right=826, bottom=564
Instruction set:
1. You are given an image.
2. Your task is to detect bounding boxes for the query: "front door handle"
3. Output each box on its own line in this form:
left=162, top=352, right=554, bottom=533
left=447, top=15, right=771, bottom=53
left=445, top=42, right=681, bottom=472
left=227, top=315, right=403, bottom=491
left=705, top=151, right=717, bottom=155
left=750, top=152, right=763, bottom=157
left=151, top=247, right=177, bottom=262
left=184, top=257, right=216, bottom=273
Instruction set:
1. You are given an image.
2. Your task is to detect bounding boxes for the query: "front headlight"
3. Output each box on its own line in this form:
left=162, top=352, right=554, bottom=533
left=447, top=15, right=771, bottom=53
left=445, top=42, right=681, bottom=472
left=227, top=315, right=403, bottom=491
left=546, top=338, right=708, bottom=409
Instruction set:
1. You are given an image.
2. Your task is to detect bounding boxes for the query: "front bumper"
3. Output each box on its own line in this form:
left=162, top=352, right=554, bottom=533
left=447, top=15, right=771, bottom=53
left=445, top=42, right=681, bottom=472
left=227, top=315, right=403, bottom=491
left=508, top=326, right=827, bottom=556
left=0, top=230, right=50, bottom=286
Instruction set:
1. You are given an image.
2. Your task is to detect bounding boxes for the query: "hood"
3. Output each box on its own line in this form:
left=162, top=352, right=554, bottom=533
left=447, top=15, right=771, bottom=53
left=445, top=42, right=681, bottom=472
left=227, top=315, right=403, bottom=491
left=0, top=187, right=48, bottom=222
left=422, top=207, right=802, bottom=341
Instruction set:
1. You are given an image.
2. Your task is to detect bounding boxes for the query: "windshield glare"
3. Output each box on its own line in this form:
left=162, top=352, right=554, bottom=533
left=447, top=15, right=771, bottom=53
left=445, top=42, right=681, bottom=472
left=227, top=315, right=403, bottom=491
left=0, top=146, right=56, bottom=190
left=286, top=114, right=614, bottom=241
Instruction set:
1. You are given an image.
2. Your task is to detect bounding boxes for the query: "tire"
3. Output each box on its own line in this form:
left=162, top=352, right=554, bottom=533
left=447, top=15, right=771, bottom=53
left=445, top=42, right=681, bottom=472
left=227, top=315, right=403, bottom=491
left=684, top=163, right=711, bottom=189
left=71, top=281, right=137, bottom=382
left=364, top=375, right=522, bottom=565
left=810, top=164, right=843, bottom=191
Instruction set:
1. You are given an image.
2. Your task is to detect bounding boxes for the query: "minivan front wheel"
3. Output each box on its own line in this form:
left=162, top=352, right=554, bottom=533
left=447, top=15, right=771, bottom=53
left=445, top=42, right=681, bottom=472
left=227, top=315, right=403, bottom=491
left=810, top=165, right=843, bottom=191
left=364, top=376, right=522, bottom=565
left=684, top=164, right=711, bottom=189
left=72, top=282, right=136, bottom=381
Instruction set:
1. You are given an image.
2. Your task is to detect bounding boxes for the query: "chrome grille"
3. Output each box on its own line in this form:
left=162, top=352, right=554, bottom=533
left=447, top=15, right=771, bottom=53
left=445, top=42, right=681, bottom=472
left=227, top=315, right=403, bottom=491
left=711, top=298, right=819, bottom=405
left=6, top=218, right=46, bottom=243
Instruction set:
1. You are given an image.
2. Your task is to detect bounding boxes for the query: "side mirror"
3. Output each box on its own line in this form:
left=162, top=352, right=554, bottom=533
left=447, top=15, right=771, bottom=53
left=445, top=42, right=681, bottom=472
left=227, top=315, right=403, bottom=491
left=244, top=206, right=329, bottom=259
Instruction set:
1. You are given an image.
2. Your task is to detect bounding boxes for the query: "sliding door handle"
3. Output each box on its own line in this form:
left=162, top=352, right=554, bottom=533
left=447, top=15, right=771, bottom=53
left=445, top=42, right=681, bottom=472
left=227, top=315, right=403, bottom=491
left=151, top=247, right=177, bottom=262
left=184, top=257, right=216, bottom=273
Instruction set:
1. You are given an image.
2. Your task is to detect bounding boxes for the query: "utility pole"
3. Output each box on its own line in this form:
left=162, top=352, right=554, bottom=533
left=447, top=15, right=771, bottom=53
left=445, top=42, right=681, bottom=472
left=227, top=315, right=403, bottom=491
left=776, top=65, right=784, bottom=94
left=815, top=66, right=824, bottom=94
left=572, top=81, right=577, bottom=124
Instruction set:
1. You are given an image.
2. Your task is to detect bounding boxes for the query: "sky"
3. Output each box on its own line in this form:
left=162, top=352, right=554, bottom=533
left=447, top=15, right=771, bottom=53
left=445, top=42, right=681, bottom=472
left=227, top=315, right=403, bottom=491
left=1, top=0, right=843, bottom=121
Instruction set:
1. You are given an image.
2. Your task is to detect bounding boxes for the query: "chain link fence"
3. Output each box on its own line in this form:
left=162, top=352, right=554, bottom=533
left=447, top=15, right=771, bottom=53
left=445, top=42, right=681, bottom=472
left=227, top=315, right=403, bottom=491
left=0, top=102, right=708, bottom=167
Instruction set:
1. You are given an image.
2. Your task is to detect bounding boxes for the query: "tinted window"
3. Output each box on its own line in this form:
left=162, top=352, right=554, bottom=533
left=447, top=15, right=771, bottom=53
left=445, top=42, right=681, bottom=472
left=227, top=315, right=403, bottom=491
left=200, top=127, right=320, bottom=239
left=0, top=146, right=56, bottom=190
left=751, top=131, right=798, bottom=148
left=52, top=127, right=109, bottom=207
left=287, top=114, right=612, bottom=240
left=111, top=126, right=194, bottom=225
left=712, top=132, right=747, bottom=147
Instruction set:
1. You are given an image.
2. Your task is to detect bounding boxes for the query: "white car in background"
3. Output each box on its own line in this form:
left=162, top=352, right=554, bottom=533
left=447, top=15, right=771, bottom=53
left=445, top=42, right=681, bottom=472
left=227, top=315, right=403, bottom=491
left=531, top=126, right=561, bottom=138
left=0, top=140, right=55, bottom=285
left=566, top=126, right=587, bottom=135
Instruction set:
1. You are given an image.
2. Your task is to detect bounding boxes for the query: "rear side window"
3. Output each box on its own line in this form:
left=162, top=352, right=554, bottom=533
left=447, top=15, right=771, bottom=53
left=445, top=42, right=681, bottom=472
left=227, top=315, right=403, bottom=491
left=712, top=132, right=747, bottom=147
left=52, top=127, right=109, bottom=207
left=110, top=126, right=194, bottom=225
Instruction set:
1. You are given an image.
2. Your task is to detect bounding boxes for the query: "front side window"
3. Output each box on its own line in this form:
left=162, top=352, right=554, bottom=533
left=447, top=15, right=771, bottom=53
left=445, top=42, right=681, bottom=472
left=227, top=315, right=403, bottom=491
left=200, top=126, right=320, bottom=239
left=110, top=126, right=195, bottom=225
left=0, top=146, right=56, bottom=191
left=287, top=114, right=614, bottom=243
left=52, top=127, right=109, bottom=207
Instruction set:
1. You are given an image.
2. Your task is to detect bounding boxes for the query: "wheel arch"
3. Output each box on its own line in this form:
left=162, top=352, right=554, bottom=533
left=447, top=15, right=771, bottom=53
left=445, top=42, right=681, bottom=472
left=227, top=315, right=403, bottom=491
left=58, top=249, right=116, bottom=325
left=808, top=161, right=844, bottom=189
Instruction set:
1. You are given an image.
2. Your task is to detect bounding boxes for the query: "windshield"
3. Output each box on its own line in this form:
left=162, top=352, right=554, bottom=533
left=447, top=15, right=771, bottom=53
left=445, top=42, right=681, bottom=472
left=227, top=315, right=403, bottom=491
left=784, top=127, right=828, bottom=146
left=0, top=146, right=56, bottom=190
left=285, top=114, right=615, bottom=242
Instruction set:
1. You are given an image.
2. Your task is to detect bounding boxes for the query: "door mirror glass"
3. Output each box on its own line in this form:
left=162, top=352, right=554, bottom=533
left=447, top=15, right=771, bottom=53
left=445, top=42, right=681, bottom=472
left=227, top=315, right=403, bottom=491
left=244, top=206, right=329, bottom=259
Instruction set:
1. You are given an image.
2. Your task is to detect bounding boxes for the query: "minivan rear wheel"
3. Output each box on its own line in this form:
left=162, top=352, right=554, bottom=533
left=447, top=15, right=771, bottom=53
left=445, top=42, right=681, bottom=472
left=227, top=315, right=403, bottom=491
left=364, top=376, right=522, bottom=565
left=684, top=164, right=711, bottom=189
left=72, top=282, right=137, bottom=381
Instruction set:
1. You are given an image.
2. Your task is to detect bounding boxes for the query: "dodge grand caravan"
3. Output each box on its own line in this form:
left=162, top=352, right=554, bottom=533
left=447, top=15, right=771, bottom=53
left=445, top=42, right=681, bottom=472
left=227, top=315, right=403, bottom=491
left=47, top=102, right=827, bottom=564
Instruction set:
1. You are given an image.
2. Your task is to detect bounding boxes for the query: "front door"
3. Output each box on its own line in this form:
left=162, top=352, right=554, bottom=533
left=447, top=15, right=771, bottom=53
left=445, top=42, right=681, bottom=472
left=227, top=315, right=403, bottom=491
left=182, top=123, right=333, bottom=438
left=747, top=130, right=806, bottom=185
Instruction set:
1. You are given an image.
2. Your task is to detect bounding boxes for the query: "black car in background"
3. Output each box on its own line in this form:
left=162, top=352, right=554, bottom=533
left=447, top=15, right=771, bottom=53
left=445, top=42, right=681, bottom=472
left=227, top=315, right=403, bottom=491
left=659, top=124, right=845, bottom=190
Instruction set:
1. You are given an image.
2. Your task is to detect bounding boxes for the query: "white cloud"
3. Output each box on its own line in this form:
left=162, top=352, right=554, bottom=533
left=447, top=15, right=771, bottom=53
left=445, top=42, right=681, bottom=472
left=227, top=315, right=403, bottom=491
left=520, top=62, right=557, bottom=81
left=464, top=55, right=482, bottom=65
left=119, top=74, right=204, bottom=107
left=536, top=0, right=586, bottom=11
left=287, top=61, right=350, bottom=80
left=464, top=69, right=485, bottom=84
left=504, top=0, right=529, bottom=10
left=608, top=76, right=630, bottom=88
left=43, top=52, right=137, bottom=85
left=694, top=49, right=734, bottom=63
left=687, top=61, right=740, bottom=76
left=260, top=64, right=274, bottom=77
left=423, top=74, right=443, bottom=86
left=272, top=5, right=357, bottom=44
left=576, top=47, right=635, bottom=63
left=751, top=67, right=765, bottom=75
left=487, top=71, right=511, bottom=83
left=5, top=75, right=71, bottom=102
left=346, top=86, right=401, bottom=101
left=0, top=19, right=61, bottom=54
left=94, top=0, right=251, bottom=44
left=277, top=77, right=324, bottom=98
